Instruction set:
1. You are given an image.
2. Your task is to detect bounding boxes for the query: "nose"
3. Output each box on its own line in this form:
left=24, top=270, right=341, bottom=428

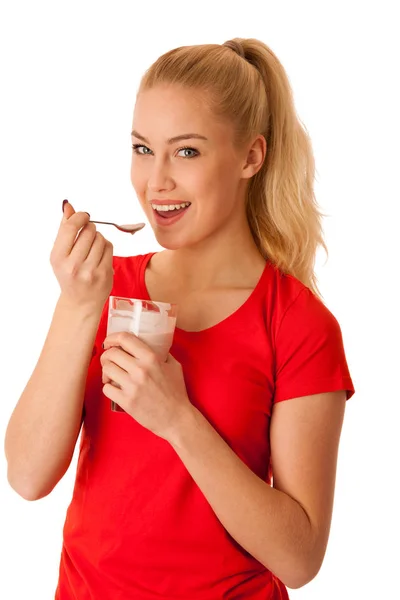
left=147, top=158, right=175, bottom=193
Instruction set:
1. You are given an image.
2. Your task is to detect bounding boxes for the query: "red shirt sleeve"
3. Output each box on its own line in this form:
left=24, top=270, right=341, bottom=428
left=274, top=288, right=355, bottom=403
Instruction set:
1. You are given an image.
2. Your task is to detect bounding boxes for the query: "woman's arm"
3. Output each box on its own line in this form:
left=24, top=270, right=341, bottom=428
left=168, top=390, right=346, bottom=590
left=4, top=296, right=104, bottom=501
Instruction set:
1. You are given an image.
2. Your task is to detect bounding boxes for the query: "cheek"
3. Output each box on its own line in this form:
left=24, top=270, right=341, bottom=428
left=202, top=162, right=237, bottom=203
left=185, top=163, right=220, bottom=195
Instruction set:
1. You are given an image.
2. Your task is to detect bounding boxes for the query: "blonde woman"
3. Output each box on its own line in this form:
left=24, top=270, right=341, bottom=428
left=5, top=38, right=355, bottom=599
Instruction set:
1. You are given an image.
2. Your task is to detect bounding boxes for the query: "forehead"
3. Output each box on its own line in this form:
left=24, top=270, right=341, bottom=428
left=132, top=85, right=234, bottom=144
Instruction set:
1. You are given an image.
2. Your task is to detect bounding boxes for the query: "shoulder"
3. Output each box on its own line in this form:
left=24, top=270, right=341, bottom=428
left=271, top=268, right=354, bottom=402
left=110, top=253, right=154, bottom=297
left=112, top=253, right=148, bottom=270
left=112, top=252, right=155, bottom=279
left=265, top=262, right=338, bottom=335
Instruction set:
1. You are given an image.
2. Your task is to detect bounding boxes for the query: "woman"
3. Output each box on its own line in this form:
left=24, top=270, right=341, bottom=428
left=5, top=38, right=355, bottom=599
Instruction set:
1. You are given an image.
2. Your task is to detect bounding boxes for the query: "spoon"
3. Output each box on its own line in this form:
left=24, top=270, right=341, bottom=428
left=88, top=220, right=146, bottom=235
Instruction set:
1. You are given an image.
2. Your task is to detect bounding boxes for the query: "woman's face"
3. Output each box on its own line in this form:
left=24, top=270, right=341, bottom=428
left=130, top=84, right=259, bottom=251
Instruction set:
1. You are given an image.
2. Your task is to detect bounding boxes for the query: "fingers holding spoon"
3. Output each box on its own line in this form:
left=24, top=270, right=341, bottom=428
left=62, top=201, right=145, bottom=235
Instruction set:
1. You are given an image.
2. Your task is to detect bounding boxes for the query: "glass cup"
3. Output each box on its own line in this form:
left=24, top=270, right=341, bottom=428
left=105, top=296, right=178, bottom=412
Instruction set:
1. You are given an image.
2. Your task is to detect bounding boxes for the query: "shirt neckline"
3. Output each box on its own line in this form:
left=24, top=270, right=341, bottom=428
left=138, top=251, right=270, bottom=335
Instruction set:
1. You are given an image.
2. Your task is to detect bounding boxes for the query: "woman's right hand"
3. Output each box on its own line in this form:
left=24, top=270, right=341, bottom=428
left=50, top=201, right=114, bottom=310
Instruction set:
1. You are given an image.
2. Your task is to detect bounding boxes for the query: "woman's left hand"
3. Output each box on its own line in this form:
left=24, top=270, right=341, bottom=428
left=100, top=331, right=193, bottom=442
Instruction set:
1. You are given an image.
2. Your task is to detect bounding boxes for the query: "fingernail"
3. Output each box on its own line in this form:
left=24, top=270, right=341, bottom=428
left=85, top=212, right=91, bottom=218
left=62, top=199, right=68, bottom=213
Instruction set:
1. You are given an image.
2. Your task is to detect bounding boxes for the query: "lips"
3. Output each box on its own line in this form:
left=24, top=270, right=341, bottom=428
left=155, top=205, right=188, bottom=218
left=152, top=203, right=191, bottom=226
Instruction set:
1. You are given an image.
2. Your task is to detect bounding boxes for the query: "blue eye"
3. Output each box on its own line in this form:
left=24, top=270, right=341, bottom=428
left=131, top=144, right=199, bottom=159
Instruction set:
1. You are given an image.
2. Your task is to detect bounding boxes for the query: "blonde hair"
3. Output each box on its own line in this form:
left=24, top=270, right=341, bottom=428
left=138, top=38, right=329, bottom=301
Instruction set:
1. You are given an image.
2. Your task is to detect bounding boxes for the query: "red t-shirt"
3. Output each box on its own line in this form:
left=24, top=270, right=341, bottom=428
left=55, top=252, right=355, bottom=600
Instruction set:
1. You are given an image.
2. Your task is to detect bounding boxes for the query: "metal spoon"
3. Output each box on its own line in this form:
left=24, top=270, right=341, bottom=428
left=88, top=220, right=146, bottom=235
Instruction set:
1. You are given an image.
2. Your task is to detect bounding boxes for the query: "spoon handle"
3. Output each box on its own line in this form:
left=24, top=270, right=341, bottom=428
left=88, top=220, right=145, bottom=234
left=89, top=220, right=115, bottom=226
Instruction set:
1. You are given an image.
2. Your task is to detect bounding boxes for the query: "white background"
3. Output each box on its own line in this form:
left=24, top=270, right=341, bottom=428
left=1, top=1, right=398, bottom=598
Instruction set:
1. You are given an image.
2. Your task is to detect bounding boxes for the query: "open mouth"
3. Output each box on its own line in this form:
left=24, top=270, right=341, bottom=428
left=153, top=203, right=191, bottom=217
left=152, top=203, right=192, bottom=225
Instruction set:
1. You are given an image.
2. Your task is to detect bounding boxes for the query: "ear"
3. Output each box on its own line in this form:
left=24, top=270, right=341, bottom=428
left=241, top=134, right=267, bottom=180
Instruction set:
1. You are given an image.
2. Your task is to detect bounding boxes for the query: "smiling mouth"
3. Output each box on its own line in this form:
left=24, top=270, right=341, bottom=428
left=152, top=204, right=191, bottom=218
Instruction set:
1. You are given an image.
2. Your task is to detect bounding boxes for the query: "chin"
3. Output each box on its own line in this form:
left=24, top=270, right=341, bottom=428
left=152, top=224, right=202, bottom=249
left=153, top=234, right=188, bottom=251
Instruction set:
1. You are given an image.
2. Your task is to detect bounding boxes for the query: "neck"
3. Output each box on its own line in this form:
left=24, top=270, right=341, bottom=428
left=160, top=223, right=266, bottom=292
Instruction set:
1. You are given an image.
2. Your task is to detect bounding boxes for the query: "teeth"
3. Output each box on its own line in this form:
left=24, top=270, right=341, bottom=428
left=151, top=202, right=191, bottom=212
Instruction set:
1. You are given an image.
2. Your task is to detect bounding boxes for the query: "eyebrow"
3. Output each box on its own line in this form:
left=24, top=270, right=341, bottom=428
left=131, top=130, right=208, bottom=144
